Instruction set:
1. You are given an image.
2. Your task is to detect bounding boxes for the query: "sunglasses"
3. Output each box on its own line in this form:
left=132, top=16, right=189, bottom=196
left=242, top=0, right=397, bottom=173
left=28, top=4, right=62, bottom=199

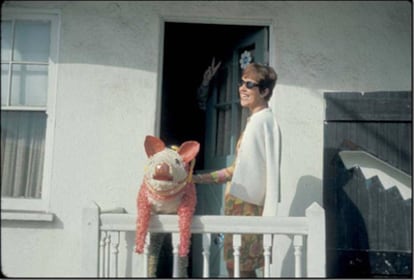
left=238, top=80, right=260, bottom=89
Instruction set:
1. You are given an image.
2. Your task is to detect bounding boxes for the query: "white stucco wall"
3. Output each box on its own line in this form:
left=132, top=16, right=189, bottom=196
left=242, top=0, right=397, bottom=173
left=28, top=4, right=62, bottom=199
left=1, top=1, right=411, bottom=277
left=273, top=0, right=411, bottom=213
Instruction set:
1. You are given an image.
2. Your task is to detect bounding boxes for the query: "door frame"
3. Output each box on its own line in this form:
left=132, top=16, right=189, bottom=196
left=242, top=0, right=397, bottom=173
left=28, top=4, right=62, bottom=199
left=154, top=15, right=276, bottom=137
left=154, top=15, right=276, bottom=277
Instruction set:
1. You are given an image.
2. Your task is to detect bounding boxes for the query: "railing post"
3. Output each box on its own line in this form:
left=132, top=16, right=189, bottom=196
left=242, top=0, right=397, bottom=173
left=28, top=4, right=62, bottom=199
left=233, top=234, right=241, bottom=278
left=104, top=233, right=111, bottom=277
left=143, top=234, right=150, bottom=277
left=263, top=234, right=272, bottom=277
left=81, top=201, right=100, bottom=277
left=202, top=233, right=211, bottom=278
left=99, top=231, right=107, bottom=277
left=109, top=231, right=120, bottom=277
left=172, top=232, right=180, bottom=278
left=293, top=235, right=303, bottom=277
left=306, top=202, right=326, bottom=277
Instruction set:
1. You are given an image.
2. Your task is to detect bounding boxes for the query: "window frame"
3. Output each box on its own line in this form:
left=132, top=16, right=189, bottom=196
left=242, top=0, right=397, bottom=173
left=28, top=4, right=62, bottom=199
left=1, top=8, right=60, bottom=212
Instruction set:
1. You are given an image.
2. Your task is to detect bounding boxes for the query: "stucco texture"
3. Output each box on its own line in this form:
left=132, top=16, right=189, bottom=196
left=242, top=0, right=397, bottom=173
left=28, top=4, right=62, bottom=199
left=1, top=1, right=411, bottom=277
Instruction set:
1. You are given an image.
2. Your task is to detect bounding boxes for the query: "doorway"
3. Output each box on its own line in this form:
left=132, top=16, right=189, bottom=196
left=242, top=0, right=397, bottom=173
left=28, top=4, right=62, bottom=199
left=160, top=21, right=269, bottom=277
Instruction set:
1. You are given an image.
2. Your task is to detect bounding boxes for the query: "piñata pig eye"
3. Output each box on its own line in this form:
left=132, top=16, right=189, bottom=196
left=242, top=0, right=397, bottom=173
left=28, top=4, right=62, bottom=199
left=175, top=158, right=180, bottom=165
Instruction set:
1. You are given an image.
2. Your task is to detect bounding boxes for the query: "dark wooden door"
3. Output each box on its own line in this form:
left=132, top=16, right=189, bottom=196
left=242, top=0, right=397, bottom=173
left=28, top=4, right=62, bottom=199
left=323, top=91, right=412, bottom=277
left=195, top=26, right=269, bottom=277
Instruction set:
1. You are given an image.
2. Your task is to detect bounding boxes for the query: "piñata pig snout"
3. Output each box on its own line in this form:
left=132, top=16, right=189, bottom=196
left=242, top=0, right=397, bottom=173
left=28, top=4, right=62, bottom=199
left=153, top=162, right=173, bottom=181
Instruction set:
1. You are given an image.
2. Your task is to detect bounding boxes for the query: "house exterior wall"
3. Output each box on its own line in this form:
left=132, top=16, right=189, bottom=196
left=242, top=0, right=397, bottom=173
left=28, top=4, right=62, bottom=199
left=1, top=1, right=411, bottom=277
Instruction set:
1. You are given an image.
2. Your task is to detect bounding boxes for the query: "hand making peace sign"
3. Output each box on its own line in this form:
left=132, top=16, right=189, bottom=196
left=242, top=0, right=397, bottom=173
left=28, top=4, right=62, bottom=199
left=202, top=57, right=222, bottom=86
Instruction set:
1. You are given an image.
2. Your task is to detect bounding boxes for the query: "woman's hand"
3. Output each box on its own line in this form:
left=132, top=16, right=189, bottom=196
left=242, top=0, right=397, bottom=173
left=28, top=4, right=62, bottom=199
left=202, top=57, right=222, bottom=86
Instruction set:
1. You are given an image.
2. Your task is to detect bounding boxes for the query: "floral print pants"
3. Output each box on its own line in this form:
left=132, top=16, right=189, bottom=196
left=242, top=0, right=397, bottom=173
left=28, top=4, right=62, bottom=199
left=223, top=193, right=264, bottom=272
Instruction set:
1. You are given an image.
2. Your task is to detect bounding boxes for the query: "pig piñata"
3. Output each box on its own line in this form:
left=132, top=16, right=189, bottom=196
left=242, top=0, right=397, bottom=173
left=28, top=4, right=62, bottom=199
left=135, top=135, right=199, bottom=276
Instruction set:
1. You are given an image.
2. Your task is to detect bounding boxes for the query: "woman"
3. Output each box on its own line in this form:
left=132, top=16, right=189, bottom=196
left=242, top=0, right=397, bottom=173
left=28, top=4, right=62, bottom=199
left=193, top=62, right=280, bottom=277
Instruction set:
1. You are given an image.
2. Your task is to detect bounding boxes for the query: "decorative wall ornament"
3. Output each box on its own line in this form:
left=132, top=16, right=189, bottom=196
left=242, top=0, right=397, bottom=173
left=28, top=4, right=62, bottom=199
left=239, top=50, right=252, bottom=69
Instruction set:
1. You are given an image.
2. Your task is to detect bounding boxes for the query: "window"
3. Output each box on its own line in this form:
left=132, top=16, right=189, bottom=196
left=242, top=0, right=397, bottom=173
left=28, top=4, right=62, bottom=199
left=1, top=8, right=59, bottom=212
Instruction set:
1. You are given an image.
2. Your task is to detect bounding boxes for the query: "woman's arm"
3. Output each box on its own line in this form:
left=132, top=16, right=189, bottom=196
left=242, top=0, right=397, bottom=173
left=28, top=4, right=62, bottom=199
left=193, top=164, right=234, bottom=185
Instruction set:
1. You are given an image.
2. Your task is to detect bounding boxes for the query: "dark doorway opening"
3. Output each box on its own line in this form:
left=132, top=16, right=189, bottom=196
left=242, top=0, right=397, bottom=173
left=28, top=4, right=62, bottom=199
left=159, top=22, right=266, bottom=278
left=161, top=22, right=264, bottom=170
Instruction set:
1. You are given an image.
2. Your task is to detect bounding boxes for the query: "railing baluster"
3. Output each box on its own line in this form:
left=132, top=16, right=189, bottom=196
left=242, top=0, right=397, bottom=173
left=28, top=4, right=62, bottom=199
left=202, top=233, right=211, bottom=277
left=104, top=232, right=111, bottom=277
left=172, top=232, right=180, bottom=278
left=143, top=233, right=150, bottom=277
left=263, top=234, right=272, bottom=277
left=109, top=231, right=120, bottom=277
left=99, top=231, right=107, bottom=277
left=233, top=234, right=241, bottom=278
left=293, top=235, right=303, bottom=277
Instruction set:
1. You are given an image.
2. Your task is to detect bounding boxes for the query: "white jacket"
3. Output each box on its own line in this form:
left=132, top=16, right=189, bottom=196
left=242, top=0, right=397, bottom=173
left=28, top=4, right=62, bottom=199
left=229, top=108, right=281, bottom=216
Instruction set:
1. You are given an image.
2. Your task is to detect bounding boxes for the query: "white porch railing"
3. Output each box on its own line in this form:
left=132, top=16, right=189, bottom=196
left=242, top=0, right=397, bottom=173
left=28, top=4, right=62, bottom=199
left=82, top=202, right=325, bottom=278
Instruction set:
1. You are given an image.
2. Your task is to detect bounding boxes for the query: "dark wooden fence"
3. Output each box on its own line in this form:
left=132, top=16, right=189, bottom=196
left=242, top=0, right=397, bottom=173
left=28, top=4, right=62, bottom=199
left=323, top=91, right=412, bottom=277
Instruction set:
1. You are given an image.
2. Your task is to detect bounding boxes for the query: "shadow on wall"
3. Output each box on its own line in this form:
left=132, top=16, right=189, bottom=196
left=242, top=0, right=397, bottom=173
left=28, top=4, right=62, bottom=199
left=280, top=175, right=323, bottom=277
left=289, top=175, right=323, bottom=217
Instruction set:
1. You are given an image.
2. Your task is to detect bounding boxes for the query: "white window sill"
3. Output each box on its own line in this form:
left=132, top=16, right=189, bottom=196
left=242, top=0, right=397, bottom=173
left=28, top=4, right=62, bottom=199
left=1, top=211, right=54, bottom=222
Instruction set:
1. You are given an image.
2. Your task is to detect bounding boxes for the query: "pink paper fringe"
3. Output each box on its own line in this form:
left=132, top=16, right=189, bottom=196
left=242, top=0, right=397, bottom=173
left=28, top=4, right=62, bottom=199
left=135, top=182, right=197, bottom=257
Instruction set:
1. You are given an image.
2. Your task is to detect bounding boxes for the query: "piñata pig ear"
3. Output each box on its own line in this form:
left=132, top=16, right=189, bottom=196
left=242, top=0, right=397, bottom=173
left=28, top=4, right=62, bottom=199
left=144, top=135, right=165, bottom=157
left=178, top=141, right=200, bottom=163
